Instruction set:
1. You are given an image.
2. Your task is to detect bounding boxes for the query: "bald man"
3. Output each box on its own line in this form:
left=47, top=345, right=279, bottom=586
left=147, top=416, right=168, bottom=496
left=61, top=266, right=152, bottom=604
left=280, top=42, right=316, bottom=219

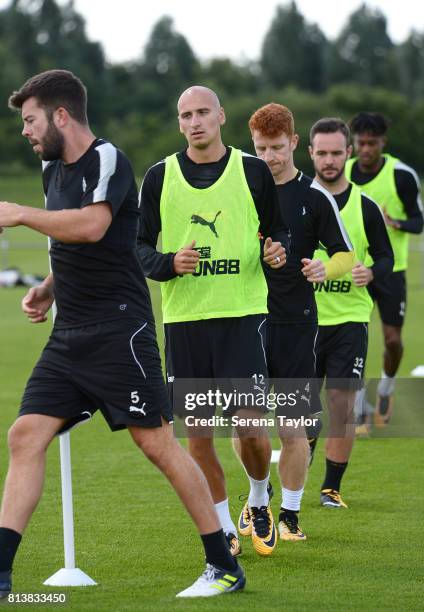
left=138, top=86, right=289, bottom=569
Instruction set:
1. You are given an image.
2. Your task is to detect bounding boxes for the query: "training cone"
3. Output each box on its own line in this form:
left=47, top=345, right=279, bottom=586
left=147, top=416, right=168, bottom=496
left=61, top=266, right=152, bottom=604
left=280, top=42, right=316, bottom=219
left=44, top=568, right=97, bottom=587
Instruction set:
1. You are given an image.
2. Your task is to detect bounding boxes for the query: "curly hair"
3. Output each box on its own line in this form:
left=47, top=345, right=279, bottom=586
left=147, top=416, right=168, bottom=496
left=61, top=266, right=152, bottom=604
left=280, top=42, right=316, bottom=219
left=249, top=103, right=294, bottom=137
left=349, top=112, right=390, bottom=136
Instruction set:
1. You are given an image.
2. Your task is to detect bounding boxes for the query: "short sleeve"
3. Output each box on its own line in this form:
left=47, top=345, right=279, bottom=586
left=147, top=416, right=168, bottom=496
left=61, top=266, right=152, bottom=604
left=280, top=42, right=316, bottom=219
left=82, top=142, right=134, bottom=217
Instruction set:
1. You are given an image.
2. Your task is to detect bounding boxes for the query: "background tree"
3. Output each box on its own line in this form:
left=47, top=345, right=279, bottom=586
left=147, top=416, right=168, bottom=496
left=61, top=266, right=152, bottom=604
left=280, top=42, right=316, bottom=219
left=261, top=1, right=328, bottom=92
left=134, top=16, right=199, bottom=117
left=328, top=3, right=395, bottom=88
left=0, top=0, right=423, bottom=175
left=395, top=31, right=424, bottom=100
left=202, top=58, right=260, bottom=100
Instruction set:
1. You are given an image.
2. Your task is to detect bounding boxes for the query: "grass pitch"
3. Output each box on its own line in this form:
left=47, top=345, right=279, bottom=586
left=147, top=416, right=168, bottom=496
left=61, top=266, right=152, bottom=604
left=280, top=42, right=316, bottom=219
left=0, top=174, right=423, bottom=610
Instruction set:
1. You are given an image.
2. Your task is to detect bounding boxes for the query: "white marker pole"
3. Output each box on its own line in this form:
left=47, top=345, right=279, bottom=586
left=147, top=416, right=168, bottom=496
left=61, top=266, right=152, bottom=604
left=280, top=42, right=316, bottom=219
left=44, top=432, right=96, bottom=586
left=41, top=239, right=96, bottom=587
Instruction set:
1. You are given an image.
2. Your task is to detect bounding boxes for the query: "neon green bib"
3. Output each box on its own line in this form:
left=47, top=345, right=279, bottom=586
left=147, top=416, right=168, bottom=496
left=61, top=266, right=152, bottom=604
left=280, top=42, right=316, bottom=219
left=313, top=184, right=373, bottom=325
left=346, top=154, right=407, bottom=271
left=160, top=148, right=267, bottom=323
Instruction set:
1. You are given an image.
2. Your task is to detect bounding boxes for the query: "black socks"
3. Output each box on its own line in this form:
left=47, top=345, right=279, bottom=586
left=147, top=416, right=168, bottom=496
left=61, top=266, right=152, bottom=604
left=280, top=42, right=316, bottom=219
left=201, top=529, right=237, bottom=571
left=0, top=528, right=22, bottom=572
left=321, top=458, right=348, bottom=492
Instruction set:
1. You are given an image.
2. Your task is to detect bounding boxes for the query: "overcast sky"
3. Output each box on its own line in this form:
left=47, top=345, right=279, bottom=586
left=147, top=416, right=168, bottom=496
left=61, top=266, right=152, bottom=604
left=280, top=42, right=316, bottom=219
left=1, top=0, right=423, bottom=63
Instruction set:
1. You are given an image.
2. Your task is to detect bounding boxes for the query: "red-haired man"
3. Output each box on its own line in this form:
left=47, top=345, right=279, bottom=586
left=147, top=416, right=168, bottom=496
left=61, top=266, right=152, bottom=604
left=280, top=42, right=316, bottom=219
left=238, top=103, right=354, bottom=535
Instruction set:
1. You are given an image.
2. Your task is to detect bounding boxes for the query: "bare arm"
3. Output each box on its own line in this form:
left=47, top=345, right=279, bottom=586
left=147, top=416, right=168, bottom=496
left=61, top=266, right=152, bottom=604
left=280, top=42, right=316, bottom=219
left=0, top=201, right=112, bottom=243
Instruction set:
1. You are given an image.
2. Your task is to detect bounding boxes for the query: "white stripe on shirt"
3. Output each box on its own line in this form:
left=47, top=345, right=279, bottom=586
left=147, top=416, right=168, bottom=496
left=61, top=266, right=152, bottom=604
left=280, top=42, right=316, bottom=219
left=310, top=179, right=353, bottom=250
left=93, top=142, right=117, bottom=202
left=395, top=160, right=423, bottom=212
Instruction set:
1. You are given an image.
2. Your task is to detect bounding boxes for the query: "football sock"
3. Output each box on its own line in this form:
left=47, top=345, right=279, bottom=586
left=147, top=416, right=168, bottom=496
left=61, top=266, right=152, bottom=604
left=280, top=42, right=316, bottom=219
left=377, top=371, right=396, bottom=397
left=201, top=529, right=237, bottom=571
left=214, top=499, right=237, bottom=536
left=321, top=458, right=348, bottom=492
left=247, top=473, right=270, bottom=508
left=0, top=528, right=22, bottom=572
left=281, top=487, right=304, bottom=512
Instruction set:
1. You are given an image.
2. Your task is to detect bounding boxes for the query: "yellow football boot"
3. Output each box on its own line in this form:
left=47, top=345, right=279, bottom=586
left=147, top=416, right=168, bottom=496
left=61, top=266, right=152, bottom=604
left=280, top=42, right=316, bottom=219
left=278, top=510, right=306, bottom=541
left=251, top=505, right=277, bottom=556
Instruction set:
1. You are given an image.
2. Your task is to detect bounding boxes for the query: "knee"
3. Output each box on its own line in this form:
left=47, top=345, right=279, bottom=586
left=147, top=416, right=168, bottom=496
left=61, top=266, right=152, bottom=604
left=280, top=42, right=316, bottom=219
left=188, top=438, right=215, bottom=463
left=385, top=335, right=403, bottom=354
left=133, top=428, right=182, bottom=470
left=8, top=420, right=44, bottom=457
left=133, top=434, right=164, bottom=465
left=280, top=436, right=306, bottom=451
left=328, top=389, right=349, bottom=408
left=239, top=436, right=268, bottom=454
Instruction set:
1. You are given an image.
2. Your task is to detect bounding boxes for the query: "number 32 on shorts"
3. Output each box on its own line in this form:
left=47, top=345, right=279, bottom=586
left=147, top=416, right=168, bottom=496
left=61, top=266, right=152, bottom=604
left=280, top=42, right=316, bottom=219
left=352, top=357, right=364, bottom=377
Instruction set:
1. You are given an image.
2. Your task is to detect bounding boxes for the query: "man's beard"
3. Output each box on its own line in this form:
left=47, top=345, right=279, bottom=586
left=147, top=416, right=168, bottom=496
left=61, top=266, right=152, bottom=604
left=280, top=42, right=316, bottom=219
left=38, top=121, right=65, bottom=161
left=315, top=166, right=345, bottom=184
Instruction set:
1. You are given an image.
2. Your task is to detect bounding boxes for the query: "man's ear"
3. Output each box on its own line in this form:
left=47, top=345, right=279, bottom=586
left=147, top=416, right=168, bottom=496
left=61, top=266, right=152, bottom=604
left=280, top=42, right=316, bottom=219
left=291, top=134, right=299, bottom=152
left=53, top=106, right=68, bottom=128
left=219, top=108, right=226, bottom=126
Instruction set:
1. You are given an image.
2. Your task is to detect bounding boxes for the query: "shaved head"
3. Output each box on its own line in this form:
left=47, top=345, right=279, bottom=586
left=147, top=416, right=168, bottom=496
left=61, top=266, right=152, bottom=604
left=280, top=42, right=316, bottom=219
left=177, top=86, right=221, bottom=113
left=177, top=85, right=225, bottom=157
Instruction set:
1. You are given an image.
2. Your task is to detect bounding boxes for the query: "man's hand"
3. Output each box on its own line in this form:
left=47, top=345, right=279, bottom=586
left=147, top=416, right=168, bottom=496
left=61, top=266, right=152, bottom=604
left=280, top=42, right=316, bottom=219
left=173, top=240, right=200, bottom=275
left=382, top=207, right=401, bottom=229
left=263, top=237, right=286, bottom=269
left=351, top=263, right=373, bottom=287
left=0, top=201, right=22, bottom=228
left=22, top=284, right=54, bottom=323
left=301, top=258, right=327, bottom=283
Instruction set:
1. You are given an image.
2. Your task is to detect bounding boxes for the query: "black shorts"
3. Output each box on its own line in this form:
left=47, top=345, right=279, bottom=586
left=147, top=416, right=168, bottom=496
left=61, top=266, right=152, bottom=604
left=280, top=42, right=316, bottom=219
left=367, top=270, right=406, bottom=327
left=19, top=319, right=172, bottom=432
left=267, top=322, right=318, bottom=379
left=316, top=322, right=368, bottom=390
left=266, top=321, right=322, bottom=418
left=165, top=315, right=268, bottom=418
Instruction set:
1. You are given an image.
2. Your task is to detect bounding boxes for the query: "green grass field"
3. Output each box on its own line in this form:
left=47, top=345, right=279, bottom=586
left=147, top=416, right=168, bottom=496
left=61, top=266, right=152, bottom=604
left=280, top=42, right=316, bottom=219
left=0, top=174, right=423, bottom=610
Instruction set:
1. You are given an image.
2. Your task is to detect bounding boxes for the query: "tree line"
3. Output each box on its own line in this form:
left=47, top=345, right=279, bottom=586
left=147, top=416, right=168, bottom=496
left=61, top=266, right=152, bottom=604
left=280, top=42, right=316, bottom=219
left=1, top=0, right=424, bottom=176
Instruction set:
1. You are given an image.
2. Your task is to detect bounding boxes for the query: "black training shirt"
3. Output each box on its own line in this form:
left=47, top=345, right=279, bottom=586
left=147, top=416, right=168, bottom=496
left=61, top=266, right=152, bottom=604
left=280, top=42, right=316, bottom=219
left=137, top=147, right=289, bottom=281
left=43, top=138, right=154, bottom=327
left=266, top=172, right=352, bottom=324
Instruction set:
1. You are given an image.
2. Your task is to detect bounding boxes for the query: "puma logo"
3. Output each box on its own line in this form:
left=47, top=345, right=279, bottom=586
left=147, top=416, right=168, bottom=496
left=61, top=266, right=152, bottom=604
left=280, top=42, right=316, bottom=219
left=129, top=404, right=146, bottom=415
left=191, top=211, right=221, bottom=238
